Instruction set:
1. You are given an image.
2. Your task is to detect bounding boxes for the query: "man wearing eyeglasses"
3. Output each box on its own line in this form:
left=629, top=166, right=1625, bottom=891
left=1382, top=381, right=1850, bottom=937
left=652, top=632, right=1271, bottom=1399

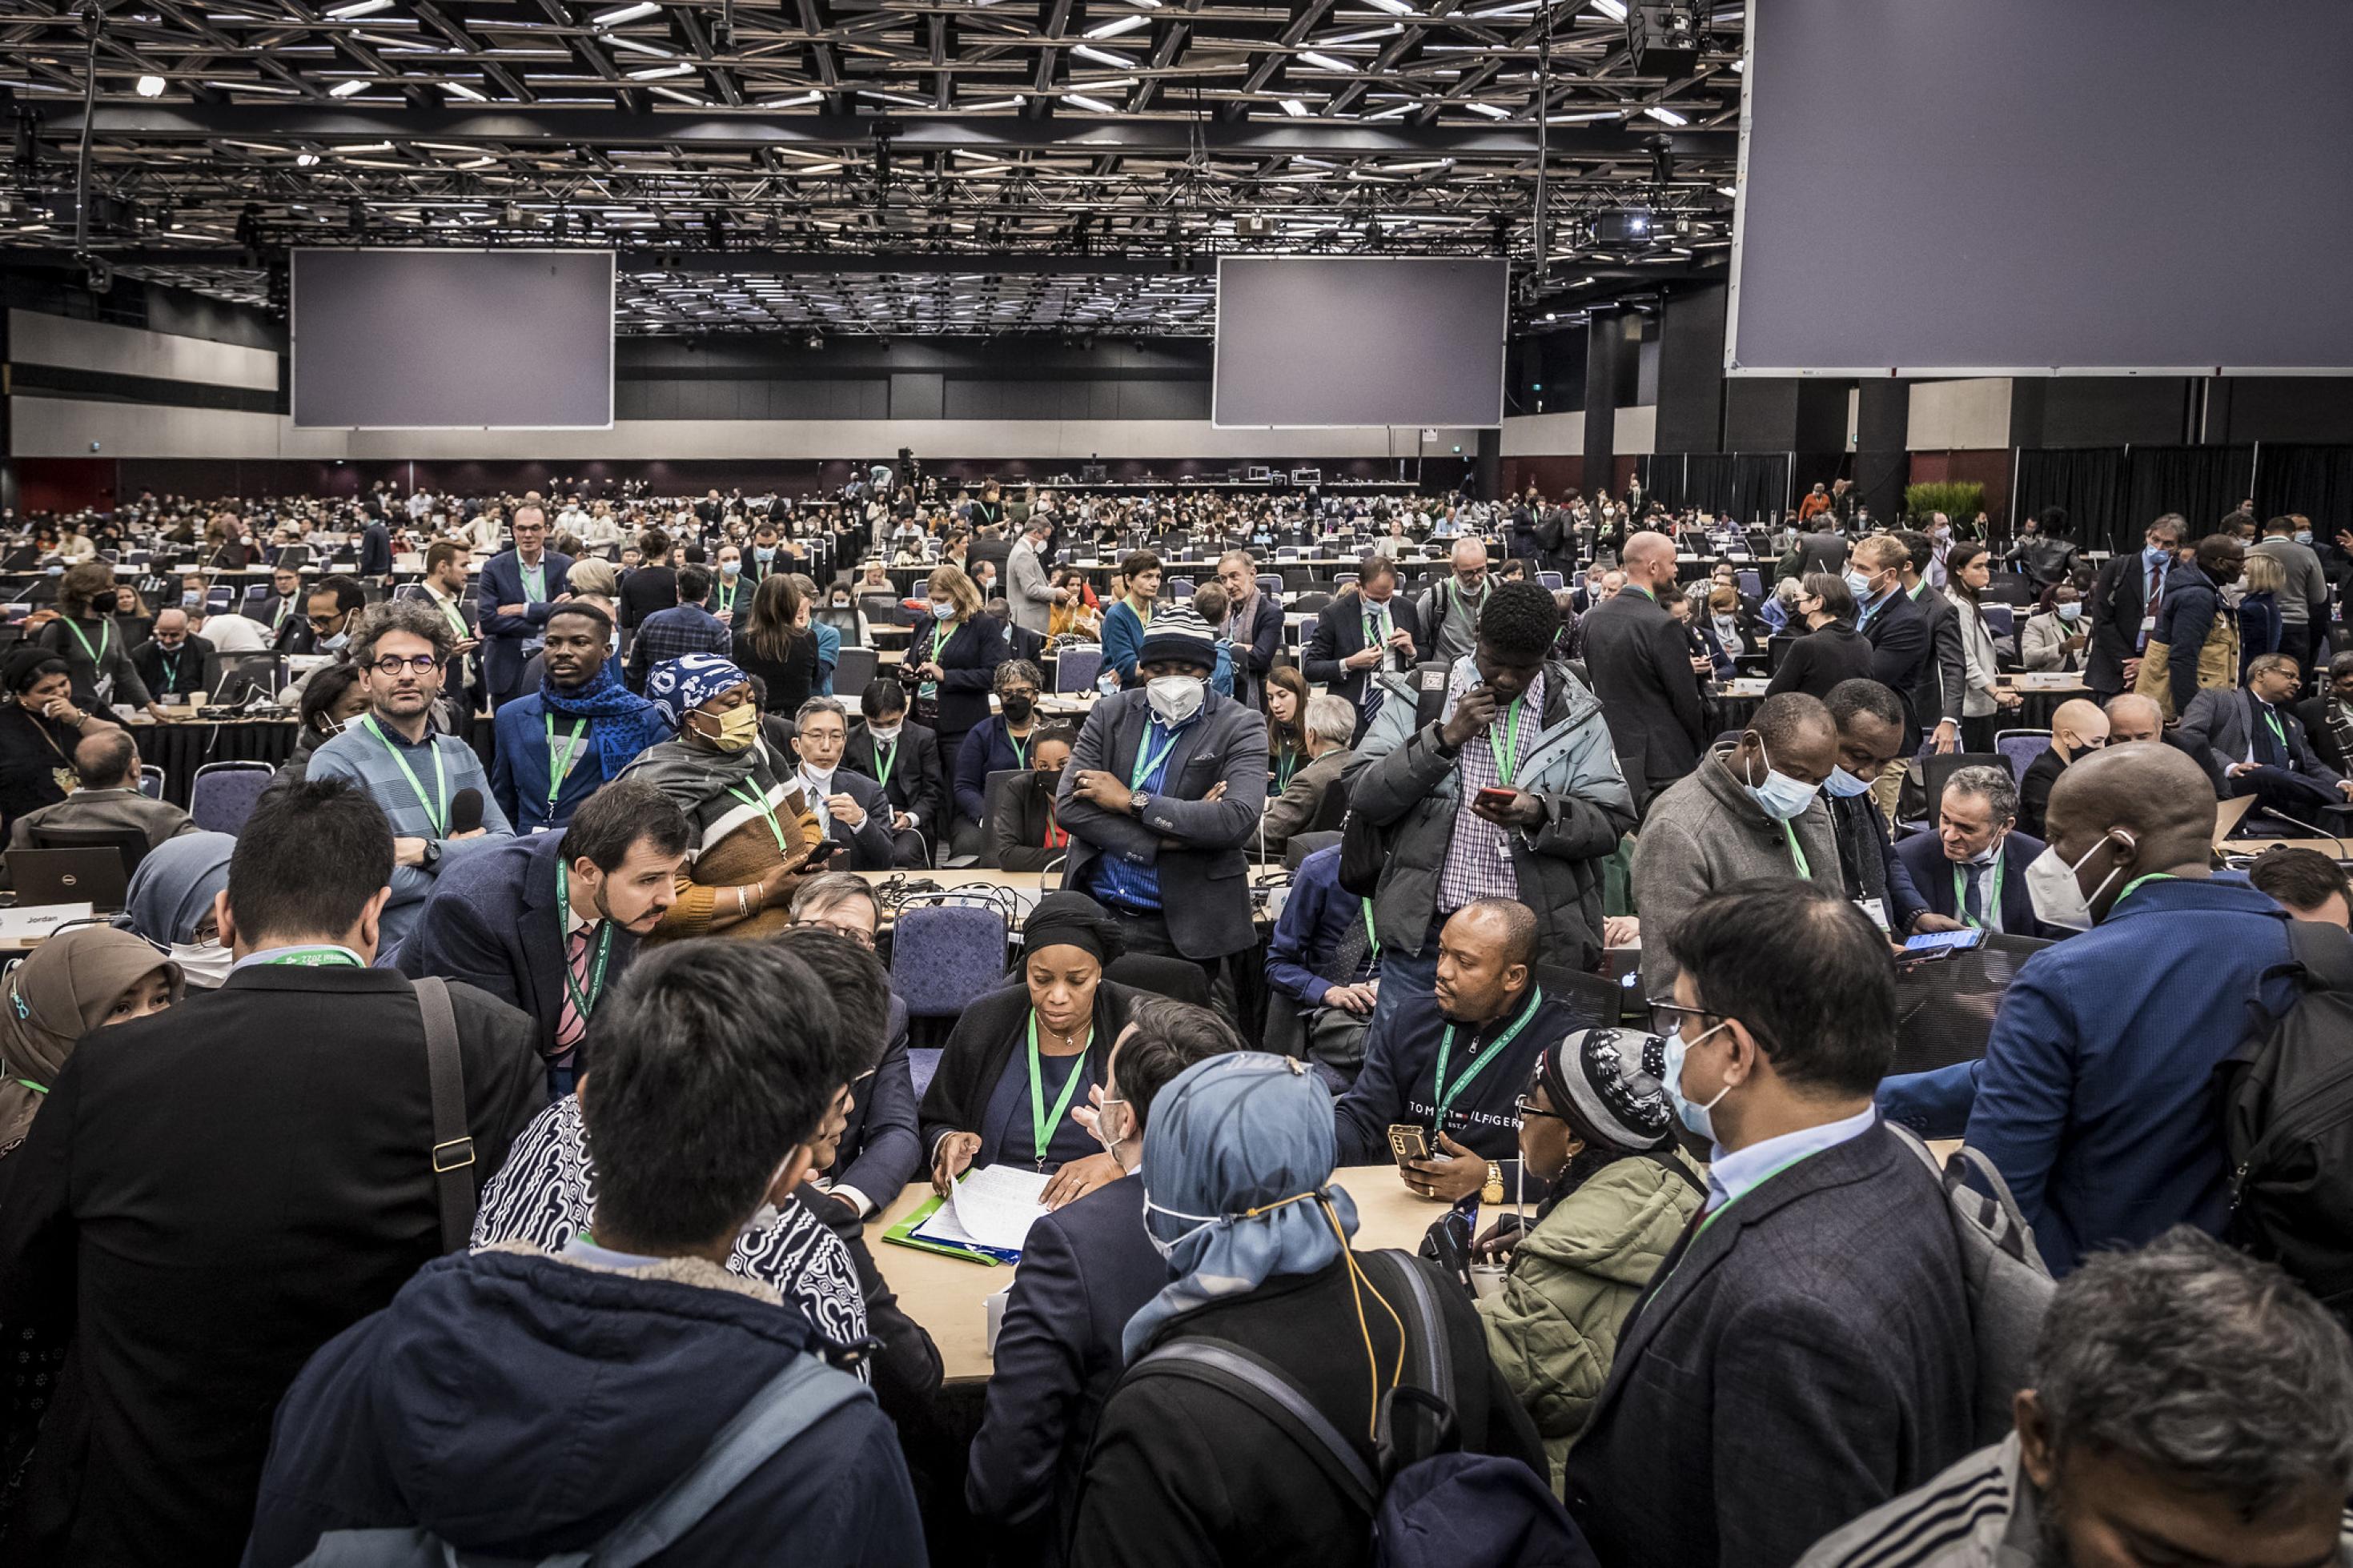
left=307, top=599, right=512, bottom=956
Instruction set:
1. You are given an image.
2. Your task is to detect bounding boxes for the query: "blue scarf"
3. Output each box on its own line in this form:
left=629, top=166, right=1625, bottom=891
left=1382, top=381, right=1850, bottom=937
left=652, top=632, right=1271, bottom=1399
left=540, top=656, right=668, bottom=783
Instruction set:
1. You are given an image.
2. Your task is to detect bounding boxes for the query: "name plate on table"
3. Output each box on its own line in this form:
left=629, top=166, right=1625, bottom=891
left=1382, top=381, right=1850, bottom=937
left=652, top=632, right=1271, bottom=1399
left=0, top=903, right=94, bottom=941
left=2010, top=672, right=2082, bottom=692
left=1721, top=678, right=1771, bottom=696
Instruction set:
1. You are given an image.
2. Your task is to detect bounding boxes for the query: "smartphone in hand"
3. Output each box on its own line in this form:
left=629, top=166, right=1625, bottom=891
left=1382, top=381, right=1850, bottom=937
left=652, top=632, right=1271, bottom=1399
left=794, top=840, right=844, bottom=874
left=1475, top=786, right=1519, bottom=812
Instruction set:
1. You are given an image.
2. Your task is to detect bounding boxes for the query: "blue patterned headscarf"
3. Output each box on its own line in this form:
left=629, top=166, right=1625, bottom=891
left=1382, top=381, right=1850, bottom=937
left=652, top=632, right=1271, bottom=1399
left=643, top=652, right=749, bottom=734
left=1122, top=1051, right=1359, bottom=1362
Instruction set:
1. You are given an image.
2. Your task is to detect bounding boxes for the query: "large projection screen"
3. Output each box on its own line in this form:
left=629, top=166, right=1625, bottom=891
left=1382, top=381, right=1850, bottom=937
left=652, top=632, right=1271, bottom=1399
left=1214, top=258, right=1507, bottom=427
left=292, top=249, right=615, bottom=428
left=1727, top=0, right=2353, bottom=377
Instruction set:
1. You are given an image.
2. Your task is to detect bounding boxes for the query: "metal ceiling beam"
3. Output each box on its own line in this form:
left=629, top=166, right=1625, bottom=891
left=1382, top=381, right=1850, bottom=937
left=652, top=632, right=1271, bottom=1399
left=0, top=247, right=1219, bottom=275
left=38, top=103, right=1734, bottom=159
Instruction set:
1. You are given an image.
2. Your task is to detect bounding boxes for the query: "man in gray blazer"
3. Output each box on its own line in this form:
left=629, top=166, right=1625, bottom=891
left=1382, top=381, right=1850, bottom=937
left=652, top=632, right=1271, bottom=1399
left=9, top=726, right=198, bottom=853
left=1005, top=513, right=1061, bottom=640
left=1564, top=880, right=1977, bottom=1568
left=1897, top=530, right=1966, bottom=753
left=2179, top=653, right=2352, bottom=821
left=1059, top=607, right=1269, bottom=971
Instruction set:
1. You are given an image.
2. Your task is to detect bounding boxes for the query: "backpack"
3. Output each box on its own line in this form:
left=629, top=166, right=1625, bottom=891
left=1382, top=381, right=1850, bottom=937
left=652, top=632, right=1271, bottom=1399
left=2217, top=918, right=2353, bottom=1320
left=1337, top=663, right=1459, bottom=898
left=1884, top=1123, right=2054, bottom=1446
left=1125, top=1251, right=1596, bottom=1568
left=290, top=1353, right=869, bottom=1567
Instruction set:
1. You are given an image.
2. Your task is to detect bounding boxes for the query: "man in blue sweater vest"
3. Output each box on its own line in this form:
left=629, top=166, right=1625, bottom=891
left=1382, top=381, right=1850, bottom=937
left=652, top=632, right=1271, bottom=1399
left=1331, top=897, right=1576, bottom=1205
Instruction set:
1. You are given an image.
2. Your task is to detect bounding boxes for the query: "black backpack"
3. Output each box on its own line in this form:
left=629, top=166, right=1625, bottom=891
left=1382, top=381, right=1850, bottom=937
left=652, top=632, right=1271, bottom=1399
left=1337, top=663, right=1457, bottom=898
left=2217, top=918, right=2353, bottom=1319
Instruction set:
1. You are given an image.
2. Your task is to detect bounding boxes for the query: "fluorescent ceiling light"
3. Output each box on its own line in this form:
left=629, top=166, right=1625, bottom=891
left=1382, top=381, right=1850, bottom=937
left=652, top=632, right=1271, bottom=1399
left=1279, top=98, right=1308, bottom=116
left=1070, top=45, right=1134, bottom=68
left=1590, top=0, right=1627, bottom=18
left=294, top=151, right=320, bottom=166
left=329, top=78, right=371, bottom=96
left=1064, top=93, right=1117, bottom=113
left=1299, top=50, right=1354, bottom=72
left=1642, top=104, right=1687, bottom=125
left=1365, top=0, right=1415, bottom=12
left=327, top=0, right=394, bottom=14
left=627, top=62, right=695, bottom=79
left=1716, top=184, right=1737, bottom=197
left=760, top=91, right=821, bottom=107
left=134, top=74, right=167, bottom=96
left=440, top=80, right=487, bottom=99
left=1083, top=13, right=1148, bottom=38
left=592, top=2, right=660, bottom=26
left=1465, top=101, right=1511, bottom=118
left=963, top=95, right=1026, bottom=110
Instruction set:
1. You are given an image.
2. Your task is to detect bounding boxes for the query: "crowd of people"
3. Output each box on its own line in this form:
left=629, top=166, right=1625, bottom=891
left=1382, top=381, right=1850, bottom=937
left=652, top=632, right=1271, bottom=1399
left=0, top=470, right=2349, bottom=1568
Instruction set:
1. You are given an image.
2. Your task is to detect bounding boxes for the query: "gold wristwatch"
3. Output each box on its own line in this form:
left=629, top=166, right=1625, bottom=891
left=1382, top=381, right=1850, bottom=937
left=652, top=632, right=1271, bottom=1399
left=1482, top=1161, right=1505, bottom=1205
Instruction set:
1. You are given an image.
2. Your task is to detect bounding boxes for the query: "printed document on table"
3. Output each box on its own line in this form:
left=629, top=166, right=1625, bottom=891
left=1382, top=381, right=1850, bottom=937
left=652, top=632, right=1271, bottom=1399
left=949, top=1164, right=1055, bottom=1253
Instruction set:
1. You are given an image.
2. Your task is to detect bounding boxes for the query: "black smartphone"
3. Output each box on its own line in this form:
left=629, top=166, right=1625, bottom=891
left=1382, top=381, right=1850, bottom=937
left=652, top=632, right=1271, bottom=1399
left=795, top=840, right=844, bottom=874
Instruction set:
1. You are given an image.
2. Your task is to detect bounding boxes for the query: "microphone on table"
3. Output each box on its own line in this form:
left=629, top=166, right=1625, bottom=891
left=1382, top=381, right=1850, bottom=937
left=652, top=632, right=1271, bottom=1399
left=449, top=787, right=484, bottom=838
left=2250, top=804, right=2353, bottom=859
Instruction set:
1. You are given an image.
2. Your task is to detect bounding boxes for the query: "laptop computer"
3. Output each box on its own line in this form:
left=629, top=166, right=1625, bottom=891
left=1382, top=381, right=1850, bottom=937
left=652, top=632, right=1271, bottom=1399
left=9, top=848, right=131, bottom=914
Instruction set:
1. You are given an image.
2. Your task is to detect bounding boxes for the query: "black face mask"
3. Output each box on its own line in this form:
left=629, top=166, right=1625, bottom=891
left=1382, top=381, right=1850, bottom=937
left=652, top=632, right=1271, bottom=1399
left=1002, top=695, right=1035, bottom=724
left=89, top=591, right=120, bottom=617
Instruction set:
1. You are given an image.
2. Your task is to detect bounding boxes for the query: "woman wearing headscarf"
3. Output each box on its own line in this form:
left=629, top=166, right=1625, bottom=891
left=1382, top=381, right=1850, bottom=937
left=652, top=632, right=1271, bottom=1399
left=0, top=648, right=119, bottom=838
left=1471, top=1029, right=1705, bottom=1493
left=118, top=830, right=238, bottom=989
left=616, top=652, right=828, bottom=942
left=35, top=561, right=163, bottom=720
left=0, top=926, right=183, bottom=1161
left=1070, top=1053, right=1543, bottom=1567
left=919, top=892, right=1141, bottom=1204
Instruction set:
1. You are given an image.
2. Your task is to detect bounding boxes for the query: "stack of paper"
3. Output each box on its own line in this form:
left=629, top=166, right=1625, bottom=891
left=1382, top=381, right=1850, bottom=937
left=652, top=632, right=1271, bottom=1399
left=946, top=1165, right=1054, bottom=1253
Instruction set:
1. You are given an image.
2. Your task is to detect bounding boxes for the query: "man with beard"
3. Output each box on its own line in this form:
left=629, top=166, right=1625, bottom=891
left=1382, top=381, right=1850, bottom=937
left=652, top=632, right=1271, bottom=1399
left=1800, top=1227, right=2353, bottom=1568
left=307, top=600, right=512, bottom=955
left=401, top=778, right=692, bottom=1097
left=489, top=604, right=666, bottom=833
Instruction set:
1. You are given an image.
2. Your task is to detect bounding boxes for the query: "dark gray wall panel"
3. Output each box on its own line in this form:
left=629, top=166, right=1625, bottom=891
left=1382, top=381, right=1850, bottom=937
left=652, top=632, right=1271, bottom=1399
left=1214, top=258, right=1507, bottom=427
left=291, top=249, right=613, bottom=427
left=1731, top=0, right=2353, bottom=374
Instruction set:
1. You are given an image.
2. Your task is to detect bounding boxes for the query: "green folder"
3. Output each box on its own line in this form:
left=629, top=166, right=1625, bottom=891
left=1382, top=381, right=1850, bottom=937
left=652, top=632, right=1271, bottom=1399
left=880, top=1193, right=1010, bottom=1266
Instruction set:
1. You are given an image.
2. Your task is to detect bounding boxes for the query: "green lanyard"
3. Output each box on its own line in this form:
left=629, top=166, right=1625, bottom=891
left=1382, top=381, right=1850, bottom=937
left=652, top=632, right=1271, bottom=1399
left=1008, top=726, right=1030, bottom=769
left=62, top=616, right=109, bottom=668
left=1952, top=855, right=2005, bottom=929
left=432, top=593, right=468, bottom=641
left=930, top=623, right=951, bottom=664
left=554, top=858, right=614, bottom=1023
left=1027, top=1011, right=1093, bottom=1169
left=1491, top=697, right=1527, bottom=787
left=545, top=714, right=588, bottom=805
left=1275, top=746, right=1299, bottom=792
left=2115, top=872, right=2177, bottom=909
left=15, top=1077, right=47, bottom=1095
left=1781, top=821, right=1811, bottom=880
left=1361, top=900, right=1380, bottom=962
left=158, top=650, right=183, bottom=690
left=725, top=780, right=792, bottom=856
left=2261, top=706, right=2289, bottom=756
left=1363, top=602, right=1391, bottom=648
left=874, top=737, right=899, bottom=786
left=1431, top=986, right=1544, bottom=1127
left=715, top=577, right=740, bottom=614
left=521, top=562, right=546, bottom=604
left=1129, top=723, right=1183, bottom=791
left=362, top=716, right=448, bottom=837
left=262, top=946, right=363, bottom=968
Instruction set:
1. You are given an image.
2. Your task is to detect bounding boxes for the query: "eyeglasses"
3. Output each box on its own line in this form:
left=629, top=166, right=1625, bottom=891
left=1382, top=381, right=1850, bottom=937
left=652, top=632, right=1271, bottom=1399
left=999, top=687, right=1040, bottom=701
left=367, top=655, right=441, bottom=676
left=1512, top=1094, right=1570, bottom=1126
left=306, top=612, right=345, bottom=628
left=1643, top=997, right=1718, bottom=1040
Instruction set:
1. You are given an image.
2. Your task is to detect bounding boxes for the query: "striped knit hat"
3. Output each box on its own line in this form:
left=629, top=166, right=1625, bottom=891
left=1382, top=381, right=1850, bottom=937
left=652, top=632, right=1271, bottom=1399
left=1138, top=604, right=1219, bottom=672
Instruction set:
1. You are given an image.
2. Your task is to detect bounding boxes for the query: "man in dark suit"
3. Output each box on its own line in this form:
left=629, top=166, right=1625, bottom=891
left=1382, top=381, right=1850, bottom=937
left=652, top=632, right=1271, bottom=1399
left=2085, top=513, right=2184, bottom=703
left=845, top=677, right=946, bottom=868
left=1895, top=529, right=1966, bottom=754
left=1061, top=606, right=1271, bottom=974
left=2298, top=650, right=2353, bottom=777
left=0, top=780, right=541, bottom=1568
left=249, top=562, right=307, bottom=639
left=1564, top=881, right=1975, bottom=1568
left=130, top=605, right=220, bottom=702
left=1893, top=762, right=2062, bottom=939
left=289, top=571, right=367, bottom=659
left=399, top=777, right=691, bottom=1097
left=2180, top=653, right=2353, bottom=820
left=789, top=696, right=901, bottom=871
left=1795, top=527, right=1850, bottom=576
left=1302, top=554, right=1423, bottom=741
left=358, top=515, right=394, bottom=583
left=967, top=997, right=1243, bottom=1566
left=475, top=503, right=576, bottom=712
left=1577, top=530, right=1708, bottom=805
left=1215, top=548, right=1286, bottom=708
left=2018, top=697, right=2109, bottom=839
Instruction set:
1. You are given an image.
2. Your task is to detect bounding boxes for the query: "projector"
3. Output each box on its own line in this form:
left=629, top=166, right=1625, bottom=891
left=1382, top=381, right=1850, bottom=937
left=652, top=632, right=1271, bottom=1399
left=1590, top=209, right=1657, bottom=247
left=1628, top=2, right=1704, bottom=79
left=1237, top=215, right=1275, bottom=239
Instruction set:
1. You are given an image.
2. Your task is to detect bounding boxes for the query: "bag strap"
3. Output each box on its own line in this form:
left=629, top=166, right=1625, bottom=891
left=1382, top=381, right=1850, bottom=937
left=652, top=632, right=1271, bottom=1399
left=1130, top=1339, right=1379, bottom=1516
left=1371, top=1249, right=1462, bottom=1479
left=1640, top=1149, right=1710, bottom=1204
left=414, top=976, right=473, bottom=1254
left=578, top=1353, right=869, bottom=1568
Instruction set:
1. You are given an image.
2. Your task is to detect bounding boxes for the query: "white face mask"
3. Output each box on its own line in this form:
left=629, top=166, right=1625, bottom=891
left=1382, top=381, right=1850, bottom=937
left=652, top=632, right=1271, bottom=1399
left=169, top=937, right=234, bottom=988
left=1146, top=675, right=1206, bottom=726
left=1742, top=736, right=1821, bottom=821
left=866, top=724, right=901, bottom=744
left=2055, top=601, right=2083, bottom=622
left=1142, top=1191, right=1221, bottom=1261
left=1821, top=764, right=1874, bottom=800
left=1660, top=1019, right=1731, bottom=1143
left=2024, top=832, right=2133, bottom=932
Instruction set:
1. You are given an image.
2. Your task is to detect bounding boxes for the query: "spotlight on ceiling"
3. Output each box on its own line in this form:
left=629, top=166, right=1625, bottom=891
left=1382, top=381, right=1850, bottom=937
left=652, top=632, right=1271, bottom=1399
left=134, top=74, right=166, bottom=98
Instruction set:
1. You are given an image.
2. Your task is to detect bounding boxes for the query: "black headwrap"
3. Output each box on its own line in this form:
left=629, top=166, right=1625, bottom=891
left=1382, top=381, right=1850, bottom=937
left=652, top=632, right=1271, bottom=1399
left=1022, top=891, right=1125, bottom=967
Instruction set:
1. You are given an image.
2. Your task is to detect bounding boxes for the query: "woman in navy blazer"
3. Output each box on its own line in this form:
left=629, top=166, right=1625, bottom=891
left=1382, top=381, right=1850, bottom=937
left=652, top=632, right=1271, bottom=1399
left=909, top=564, right=1010, bottom=774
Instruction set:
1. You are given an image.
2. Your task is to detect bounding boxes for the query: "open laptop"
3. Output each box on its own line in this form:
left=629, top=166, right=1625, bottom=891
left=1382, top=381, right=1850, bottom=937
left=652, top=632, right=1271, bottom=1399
left=8, top=848, right=130, bottom=914
left=2211, top=792, right=2256, bottom=849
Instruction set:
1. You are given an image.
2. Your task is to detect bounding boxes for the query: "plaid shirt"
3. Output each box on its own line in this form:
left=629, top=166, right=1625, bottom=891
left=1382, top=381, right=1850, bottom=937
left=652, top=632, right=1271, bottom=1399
left=626, top=604, right=733, bottom=689
left=1436, top=665, right=1545, bottom=912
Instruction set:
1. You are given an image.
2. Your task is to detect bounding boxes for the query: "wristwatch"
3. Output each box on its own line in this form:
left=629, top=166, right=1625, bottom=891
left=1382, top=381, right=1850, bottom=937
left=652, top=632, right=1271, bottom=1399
left=1130, top=791, right=1153, bottom=818
left=420, top=839, right=441, bottom=870
left=1482, top=1160, right=1505, bottom=1206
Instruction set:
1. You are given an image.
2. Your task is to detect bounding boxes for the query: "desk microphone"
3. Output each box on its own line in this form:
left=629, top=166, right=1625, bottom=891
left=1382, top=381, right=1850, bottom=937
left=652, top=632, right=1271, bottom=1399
left=449, top=787, right=484, bottom=837
left=2248, top=804, right=2353, bottom=859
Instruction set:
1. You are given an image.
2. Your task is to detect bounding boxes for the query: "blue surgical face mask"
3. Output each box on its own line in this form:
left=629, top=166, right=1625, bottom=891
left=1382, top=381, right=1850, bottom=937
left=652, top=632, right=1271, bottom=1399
left=1660, top=1019, right=1732, bottom=1143
left=1821, top=764, right=1873, bottom=799
left=319, top=630, right=348, bottom=652
left=930, top=601, right=955, bottom=620
left=1743, top=736, right=1821, bottom=821
left=1844, top=568, right=1873, bottom=599
left=2144, top=543, right=2170, bottom=565
left=2056, top=600, right=2083, bottom=622
left=2296, top=531, right=2315, bottom=546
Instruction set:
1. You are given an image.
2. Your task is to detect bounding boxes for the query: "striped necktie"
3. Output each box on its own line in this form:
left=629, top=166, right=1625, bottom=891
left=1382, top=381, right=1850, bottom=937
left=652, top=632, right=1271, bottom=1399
left=554, top=926, right=591, bottom=1056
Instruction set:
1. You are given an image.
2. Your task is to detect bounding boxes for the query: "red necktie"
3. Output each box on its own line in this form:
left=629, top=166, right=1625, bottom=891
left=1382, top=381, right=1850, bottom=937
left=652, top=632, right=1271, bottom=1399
left=554, top=927, right=590, bottom=1055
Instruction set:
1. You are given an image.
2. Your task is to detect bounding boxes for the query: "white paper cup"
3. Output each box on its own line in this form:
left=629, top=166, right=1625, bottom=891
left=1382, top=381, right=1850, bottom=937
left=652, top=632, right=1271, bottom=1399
left=986, top=1285, right=1012, bottom=1353
left=1470, top=1262, right=1508, bottom=1300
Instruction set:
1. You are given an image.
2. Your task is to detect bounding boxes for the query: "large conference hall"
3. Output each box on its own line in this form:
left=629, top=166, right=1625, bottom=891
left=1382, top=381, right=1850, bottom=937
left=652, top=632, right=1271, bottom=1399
left=2, top=2, right=2351, bottom=1566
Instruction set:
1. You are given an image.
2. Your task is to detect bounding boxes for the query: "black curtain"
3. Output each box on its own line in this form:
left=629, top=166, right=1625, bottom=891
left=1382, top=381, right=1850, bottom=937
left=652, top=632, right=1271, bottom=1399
left=1680, top=453, right=1736, bottom=515
left=1643, top=455, right=1688, bottom=512
left=2013, top=447, right=2128, bottom=551
left=2254, top=444, right=2353, bottom=530
left=1731, top=454, right=1791, bottom=527
left=2126, top=446, right=2256, bottom=545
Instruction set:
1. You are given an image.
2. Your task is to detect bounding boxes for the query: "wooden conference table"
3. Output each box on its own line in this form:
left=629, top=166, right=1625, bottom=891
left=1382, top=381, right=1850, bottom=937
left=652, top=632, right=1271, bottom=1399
left=876, top=1146, right=1966, bottom=1386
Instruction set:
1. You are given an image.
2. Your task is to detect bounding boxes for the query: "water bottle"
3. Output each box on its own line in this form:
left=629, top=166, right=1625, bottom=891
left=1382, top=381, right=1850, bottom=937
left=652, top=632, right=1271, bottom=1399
left=1096, top=668, right=1118, bottom=697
